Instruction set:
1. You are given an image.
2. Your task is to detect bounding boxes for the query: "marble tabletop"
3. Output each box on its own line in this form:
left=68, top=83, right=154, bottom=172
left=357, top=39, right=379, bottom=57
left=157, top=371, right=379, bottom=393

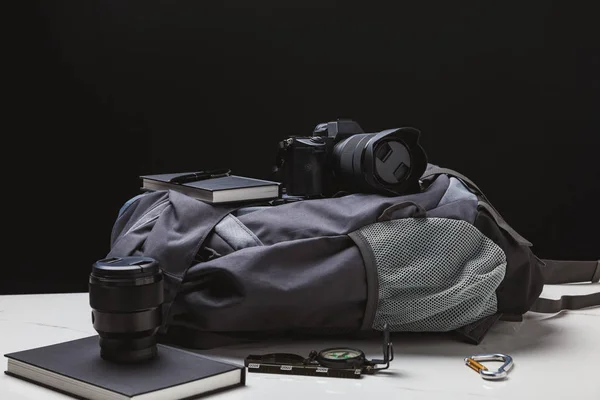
left=1, top=283, right=598, bottom=400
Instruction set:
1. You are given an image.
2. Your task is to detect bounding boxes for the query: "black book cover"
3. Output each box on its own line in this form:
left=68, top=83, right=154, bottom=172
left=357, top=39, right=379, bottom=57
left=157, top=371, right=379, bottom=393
left=4, top=335, right=246, bottom=399
left=141, top=173, right=280, bottom=192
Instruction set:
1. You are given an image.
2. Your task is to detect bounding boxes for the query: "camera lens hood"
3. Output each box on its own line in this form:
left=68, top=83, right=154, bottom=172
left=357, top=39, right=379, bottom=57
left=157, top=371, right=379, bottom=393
left=363, top=127, right=427, bottom=195
left=332, top=127, right=427, bottom=196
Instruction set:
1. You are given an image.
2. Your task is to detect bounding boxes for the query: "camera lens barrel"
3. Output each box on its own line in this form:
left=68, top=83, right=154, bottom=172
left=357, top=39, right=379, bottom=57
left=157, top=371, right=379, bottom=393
left=89, top=256, right=163, bottom=364
left=332, top=133, right=373, bottom=189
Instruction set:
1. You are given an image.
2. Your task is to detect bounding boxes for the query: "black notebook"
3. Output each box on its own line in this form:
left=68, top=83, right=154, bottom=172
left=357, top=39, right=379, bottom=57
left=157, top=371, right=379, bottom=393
left=4, top=335, right=245, bottom=400
left=140, top=172, right=281, bottom=204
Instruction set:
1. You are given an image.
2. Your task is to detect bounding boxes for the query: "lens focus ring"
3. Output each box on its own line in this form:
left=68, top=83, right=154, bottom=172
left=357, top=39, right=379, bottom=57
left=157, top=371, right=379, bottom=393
left=89, top=279, right=163, bottom=312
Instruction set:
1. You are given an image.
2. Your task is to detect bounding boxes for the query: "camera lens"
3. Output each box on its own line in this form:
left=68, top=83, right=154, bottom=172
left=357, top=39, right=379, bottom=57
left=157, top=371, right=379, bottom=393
left=89, top=256, right=163, bottom=364
left=332, top=127, right=427, bottom=195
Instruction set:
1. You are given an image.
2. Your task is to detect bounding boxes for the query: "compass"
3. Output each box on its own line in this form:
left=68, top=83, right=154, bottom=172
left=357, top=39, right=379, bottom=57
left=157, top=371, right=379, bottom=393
left=244, top=324, right=394, bottom=379
left=316, top=348, right=367, bottom=369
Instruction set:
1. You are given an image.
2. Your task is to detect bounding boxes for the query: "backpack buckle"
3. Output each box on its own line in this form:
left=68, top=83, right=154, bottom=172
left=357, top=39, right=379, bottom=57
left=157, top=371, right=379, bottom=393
left=464, top=354, right=514, bottom=380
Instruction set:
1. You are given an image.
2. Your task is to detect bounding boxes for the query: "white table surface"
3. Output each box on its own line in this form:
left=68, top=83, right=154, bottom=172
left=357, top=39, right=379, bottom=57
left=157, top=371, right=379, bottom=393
left=1, top=284, right=598, bottom=400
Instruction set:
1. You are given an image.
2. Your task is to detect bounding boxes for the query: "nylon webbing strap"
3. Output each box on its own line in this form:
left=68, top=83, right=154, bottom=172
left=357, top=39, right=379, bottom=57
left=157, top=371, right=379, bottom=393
left=541, top=259, right=600, bottom=284
left=530, top=292, right=600, bottom=313
left=531, top=259, right=600, bottom=313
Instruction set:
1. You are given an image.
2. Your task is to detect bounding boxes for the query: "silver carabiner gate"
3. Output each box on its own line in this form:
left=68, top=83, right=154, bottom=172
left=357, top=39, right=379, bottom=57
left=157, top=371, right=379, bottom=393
left=464, top=353, right=514, bottom=380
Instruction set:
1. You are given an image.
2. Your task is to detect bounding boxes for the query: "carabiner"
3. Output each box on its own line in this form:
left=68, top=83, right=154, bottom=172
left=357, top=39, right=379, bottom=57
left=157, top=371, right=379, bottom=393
left=464, top=353, right=514, bottom=380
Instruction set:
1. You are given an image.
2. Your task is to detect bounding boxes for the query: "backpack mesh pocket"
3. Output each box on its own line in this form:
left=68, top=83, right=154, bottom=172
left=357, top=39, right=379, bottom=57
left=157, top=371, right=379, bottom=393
left=357, top=218, right=506, bottom=332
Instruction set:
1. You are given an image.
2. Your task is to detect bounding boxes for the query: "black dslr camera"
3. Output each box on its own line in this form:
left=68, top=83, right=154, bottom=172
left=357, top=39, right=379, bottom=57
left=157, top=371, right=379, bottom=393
left=275, top=119, right=428, bottom=197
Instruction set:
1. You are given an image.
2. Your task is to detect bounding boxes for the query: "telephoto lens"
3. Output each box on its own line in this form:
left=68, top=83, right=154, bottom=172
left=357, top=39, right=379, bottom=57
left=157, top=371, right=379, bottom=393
left=89, top=256, right=164, bottom=364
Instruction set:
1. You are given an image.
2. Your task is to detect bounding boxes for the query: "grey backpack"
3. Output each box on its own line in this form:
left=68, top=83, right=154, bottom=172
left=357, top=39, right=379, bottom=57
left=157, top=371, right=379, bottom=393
left=106, top=165, right=600, bottom=348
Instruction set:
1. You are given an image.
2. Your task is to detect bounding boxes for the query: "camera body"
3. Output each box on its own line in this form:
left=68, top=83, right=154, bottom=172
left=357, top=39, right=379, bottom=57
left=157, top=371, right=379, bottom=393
left=275, top=119, right=427, bottom=197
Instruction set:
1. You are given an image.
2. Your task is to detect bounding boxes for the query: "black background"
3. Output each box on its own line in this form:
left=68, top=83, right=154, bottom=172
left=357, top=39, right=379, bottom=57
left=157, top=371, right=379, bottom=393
left=6, top=1, right=599, bottom=294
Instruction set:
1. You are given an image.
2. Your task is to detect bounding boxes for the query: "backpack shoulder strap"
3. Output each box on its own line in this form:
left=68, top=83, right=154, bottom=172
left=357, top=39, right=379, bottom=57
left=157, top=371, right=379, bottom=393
left=530, top=259, right=600, bottom=313
left=541, top=259, right=600, bottom=284
left=530, top=292, right=600, bottom=313
left=423, top=168, right=600, bottom=315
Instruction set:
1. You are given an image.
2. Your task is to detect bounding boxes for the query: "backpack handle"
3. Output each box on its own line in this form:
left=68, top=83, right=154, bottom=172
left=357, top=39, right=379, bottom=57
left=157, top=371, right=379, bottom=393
left=377, top=201, right=426, bottom=222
